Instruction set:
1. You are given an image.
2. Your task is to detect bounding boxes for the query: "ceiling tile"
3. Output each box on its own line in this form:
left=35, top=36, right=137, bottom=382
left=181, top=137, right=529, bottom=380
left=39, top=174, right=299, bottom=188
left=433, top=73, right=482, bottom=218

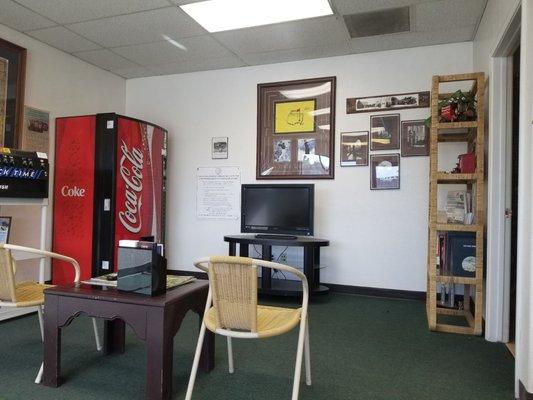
left=332, top=0, right=432, bottom=14
left=112, top=35, right=233, bottom=66
left=213, top=15, right=349, bottom=54
left=348, top=26, right=475, bottom=54
left=414, top=0, right=487, bottom=32
left=66, top=7, right=206, bottom=48
left=73, top=49, right=140, bottom=71
left=240, top=42, right=352, bottom=66
left=149, top=55, right=245, bottom=76
left=111, top=66, right=154, bottom=79
left=0, top=0, right=56, bottom=32
left=169, top=0, right=205, bottom=4
left=15, top=0, right=170, bottom=24
left=26, top=26, right=101, bottom=53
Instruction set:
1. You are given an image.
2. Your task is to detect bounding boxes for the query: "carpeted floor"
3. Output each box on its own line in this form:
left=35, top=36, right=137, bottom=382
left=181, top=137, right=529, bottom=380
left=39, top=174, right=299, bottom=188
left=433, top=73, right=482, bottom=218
left=0, top=293, right=514, bottom=400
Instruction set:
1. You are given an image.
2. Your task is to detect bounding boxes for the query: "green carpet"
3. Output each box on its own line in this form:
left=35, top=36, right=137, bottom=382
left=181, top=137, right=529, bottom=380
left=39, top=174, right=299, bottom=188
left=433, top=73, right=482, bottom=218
left=0, top=293, right=514, bottom=399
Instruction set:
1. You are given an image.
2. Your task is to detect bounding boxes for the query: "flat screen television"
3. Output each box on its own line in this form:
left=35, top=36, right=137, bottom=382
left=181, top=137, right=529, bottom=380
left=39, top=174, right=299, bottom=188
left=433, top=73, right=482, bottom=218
left=241, top=184, right=314, bottom=237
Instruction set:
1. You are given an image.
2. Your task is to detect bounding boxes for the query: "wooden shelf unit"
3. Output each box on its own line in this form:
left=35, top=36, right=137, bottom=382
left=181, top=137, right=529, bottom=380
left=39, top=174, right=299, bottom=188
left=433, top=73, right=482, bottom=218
left=426, top=72, right=485, bottom=336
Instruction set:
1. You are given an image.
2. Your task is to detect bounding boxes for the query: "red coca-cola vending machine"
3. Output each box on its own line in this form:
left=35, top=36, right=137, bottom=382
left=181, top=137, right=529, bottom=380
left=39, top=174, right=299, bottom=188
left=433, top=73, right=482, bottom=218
left=52, top=113, right=167, bottom=284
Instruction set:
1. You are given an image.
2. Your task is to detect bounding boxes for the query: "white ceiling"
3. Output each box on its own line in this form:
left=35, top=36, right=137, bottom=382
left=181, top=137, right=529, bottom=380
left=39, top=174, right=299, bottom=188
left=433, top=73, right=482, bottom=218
left=0, top=0, right=487, bottom=79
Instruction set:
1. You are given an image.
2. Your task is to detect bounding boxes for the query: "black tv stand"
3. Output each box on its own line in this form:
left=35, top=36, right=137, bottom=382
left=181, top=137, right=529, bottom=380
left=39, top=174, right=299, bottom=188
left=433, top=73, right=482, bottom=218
left=224, top=234, right=329, bottom=298
left=255, top=234, right=297, bottom=240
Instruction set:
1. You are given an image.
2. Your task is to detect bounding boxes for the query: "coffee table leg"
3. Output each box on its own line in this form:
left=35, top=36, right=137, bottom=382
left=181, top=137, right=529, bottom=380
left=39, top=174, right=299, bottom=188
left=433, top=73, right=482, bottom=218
left=103, top=319, right=126, bottom=355
left=199, top=314, right=215, bottom=372
left=146, top=310, right=173, bottom=400
left=42, top=295, right=62, bottom=387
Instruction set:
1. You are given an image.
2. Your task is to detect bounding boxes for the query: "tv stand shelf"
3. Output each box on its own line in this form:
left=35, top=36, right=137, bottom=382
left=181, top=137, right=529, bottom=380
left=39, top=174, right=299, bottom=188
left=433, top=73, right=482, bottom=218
left=224, top=234, right=329, bottom=298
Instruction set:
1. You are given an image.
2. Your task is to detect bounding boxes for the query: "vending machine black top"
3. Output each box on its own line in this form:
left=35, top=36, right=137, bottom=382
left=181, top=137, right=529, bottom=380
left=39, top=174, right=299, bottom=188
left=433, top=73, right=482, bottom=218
left=0, top=148, right=48, bottom=198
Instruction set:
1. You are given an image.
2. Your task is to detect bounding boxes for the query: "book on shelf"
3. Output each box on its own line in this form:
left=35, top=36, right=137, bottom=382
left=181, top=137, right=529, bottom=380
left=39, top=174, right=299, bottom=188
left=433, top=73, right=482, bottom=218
left=445, top=190, right=474, bottom=225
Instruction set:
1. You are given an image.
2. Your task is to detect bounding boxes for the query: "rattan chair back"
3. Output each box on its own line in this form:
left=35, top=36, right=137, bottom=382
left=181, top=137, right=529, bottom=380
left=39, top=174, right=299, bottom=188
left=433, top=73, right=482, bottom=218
left=207, top=256, right=258, bottom=332
left=0, top=248, right=16, bottom=302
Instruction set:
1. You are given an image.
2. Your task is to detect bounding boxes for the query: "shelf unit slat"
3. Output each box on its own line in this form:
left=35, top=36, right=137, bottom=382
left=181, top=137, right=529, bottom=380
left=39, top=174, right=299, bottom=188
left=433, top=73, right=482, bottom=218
left=426, top=72, right=485, bottom=336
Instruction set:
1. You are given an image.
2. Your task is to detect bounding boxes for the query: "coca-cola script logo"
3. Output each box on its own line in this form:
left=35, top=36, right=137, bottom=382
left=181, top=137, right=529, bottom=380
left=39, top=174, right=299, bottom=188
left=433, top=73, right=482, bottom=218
left=118, top=140, right=143, bottom=233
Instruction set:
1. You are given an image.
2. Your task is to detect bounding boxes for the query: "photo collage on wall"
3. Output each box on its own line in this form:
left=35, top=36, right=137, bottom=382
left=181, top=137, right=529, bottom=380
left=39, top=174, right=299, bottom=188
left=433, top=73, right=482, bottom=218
left=342, top=91, right=430, bottom=190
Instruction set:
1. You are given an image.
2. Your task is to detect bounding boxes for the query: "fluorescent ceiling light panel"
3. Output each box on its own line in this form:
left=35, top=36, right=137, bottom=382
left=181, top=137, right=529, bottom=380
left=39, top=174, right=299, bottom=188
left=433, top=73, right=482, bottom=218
left=180, top=0, right=333, bottom=32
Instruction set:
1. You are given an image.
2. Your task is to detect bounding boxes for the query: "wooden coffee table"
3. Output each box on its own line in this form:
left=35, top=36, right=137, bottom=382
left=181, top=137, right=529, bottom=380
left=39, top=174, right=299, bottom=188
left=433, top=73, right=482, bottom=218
left=41, top=280, right=214, bottom=400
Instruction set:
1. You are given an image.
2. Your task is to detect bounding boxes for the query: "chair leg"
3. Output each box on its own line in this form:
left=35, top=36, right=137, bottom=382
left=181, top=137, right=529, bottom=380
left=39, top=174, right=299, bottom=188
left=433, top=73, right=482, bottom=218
left=185, top=321, right=207, bottom=400
left=304, top=320, right=311, bottom=386
left=35, top=362, right=43, bottom=384
left=227, top=336, right=234, bottom=374
left=91, top=318, right=102, bottom=351
left=291, top=316, right=307, bottom=400
left=37, top=306, right=44, bottom=342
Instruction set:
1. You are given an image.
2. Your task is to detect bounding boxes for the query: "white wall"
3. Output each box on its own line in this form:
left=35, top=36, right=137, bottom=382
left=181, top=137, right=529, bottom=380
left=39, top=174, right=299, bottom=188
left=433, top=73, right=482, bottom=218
left=126, top=42, right=473, bottom=292
left=0, top=23, right=125, bottom=281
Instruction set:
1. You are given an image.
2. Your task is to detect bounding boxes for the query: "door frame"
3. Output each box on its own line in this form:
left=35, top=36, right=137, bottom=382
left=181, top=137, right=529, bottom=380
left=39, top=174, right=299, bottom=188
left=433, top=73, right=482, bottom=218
left=485, top=4, right=521, bottom=343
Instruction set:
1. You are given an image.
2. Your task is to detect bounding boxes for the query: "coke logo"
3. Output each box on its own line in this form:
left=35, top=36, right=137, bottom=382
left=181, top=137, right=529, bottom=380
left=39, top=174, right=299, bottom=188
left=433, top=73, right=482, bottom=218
left=118, top=140, right=143, bottom=234
left=61, top=185, right=85, bottom=197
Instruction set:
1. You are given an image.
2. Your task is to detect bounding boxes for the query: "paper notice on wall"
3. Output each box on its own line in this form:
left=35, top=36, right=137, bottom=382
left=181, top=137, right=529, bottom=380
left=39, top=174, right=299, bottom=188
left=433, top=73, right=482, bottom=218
left=196, top=166, right=240, bottom=219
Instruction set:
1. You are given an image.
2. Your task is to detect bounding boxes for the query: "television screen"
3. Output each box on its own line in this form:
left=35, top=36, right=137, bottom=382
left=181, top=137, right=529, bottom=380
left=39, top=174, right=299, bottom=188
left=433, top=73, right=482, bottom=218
left=241, top=184, right=314, bottom=236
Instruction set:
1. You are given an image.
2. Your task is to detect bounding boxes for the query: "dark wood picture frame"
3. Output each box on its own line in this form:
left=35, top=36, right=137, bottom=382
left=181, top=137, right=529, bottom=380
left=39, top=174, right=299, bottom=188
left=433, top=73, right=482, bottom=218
left=370, top=153, right=400, bottom=190
left=346, top=91, right=430, bottom=114
left=0, top=37, right=26, bottom=148
left=401, top=120, right=429, bottom=157
left=370, top=113, right=400, bottom=151
left=340, top=131, right=368, bottom=166
left=257, top=76, right=336, bottom=180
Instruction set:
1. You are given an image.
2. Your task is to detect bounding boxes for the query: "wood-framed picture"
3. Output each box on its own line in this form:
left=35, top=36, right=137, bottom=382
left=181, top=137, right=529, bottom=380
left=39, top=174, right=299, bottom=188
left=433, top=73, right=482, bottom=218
left=370, top=153, right=400, bottom=190
left=346, top=91, right=430, bottom=114
left=0, top=38, right=26, bottom=148
left=401, top=120, right=429, bottom=157
left=0, top=216, right=12, bottom=244
left=340, top=131, right=368, bottom=166
left=370, top=113, right=400, bottom=151
left=257, top=76, right=336, bottom=179
left=212, top=136, right=228, bottom=159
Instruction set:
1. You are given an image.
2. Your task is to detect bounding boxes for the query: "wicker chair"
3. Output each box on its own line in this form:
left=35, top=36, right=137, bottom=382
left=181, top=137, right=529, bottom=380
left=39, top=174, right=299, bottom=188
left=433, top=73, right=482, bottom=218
left=0, top=243, right=101, bottom=383
left=185, top=256, right=311, bottom=400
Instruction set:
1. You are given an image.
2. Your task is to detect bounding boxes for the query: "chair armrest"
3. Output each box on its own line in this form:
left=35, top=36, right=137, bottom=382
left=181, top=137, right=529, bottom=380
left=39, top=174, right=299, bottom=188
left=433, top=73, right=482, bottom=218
left=0, top=244, right=81, bottom=283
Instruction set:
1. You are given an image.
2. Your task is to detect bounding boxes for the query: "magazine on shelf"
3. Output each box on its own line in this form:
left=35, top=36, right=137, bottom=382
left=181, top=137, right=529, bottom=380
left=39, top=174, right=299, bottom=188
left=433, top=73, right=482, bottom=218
left=445, top=190, right=474, bottom=224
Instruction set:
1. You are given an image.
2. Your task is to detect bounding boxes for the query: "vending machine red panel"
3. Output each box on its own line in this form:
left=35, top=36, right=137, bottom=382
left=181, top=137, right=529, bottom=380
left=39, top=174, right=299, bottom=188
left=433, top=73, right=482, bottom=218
left=52, top=116, right=96, bottom=284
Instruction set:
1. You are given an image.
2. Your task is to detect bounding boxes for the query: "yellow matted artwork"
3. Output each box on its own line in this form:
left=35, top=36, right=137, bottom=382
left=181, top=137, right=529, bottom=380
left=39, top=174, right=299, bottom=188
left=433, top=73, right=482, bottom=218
left=0, top=57, right=8, bottom=146
left=274, top=99, right=316, bottom=134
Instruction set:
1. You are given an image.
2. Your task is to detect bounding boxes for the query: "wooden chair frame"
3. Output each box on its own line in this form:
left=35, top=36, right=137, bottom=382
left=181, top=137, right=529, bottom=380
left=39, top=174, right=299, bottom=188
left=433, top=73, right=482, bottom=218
left=185, top=257, right=310, bottom=400
left=0, top=244, right=101, bottom=383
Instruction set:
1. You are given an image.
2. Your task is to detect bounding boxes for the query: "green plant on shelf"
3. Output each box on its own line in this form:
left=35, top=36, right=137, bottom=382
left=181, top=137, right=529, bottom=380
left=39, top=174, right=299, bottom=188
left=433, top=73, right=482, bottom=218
left=425, top=90, right=477, bottom=127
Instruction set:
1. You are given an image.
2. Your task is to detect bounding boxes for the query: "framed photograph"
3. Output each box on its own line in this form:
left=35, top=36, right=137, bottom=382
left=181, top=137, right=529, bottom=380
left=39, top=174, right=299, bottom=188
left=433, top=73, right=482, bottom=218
left=0, top=38, right=26, bottom=148
left=0, top=216, right=12, bottom=244
left=22, top=106, right=50, bottom=153
left=212, top=136, right=228, bottom=159
left=274, top=99, right=316, bottom=134
left=401, top=120, right=429, bottom=157
left=340, top=131, right=368, bottom=166
left=346, top=91, right=430, bottom=114
left=370, top=114, right=400, bottom=151
left=257, top=76, right=336, bottom=179
left=370, top=154, right=400, bottom=190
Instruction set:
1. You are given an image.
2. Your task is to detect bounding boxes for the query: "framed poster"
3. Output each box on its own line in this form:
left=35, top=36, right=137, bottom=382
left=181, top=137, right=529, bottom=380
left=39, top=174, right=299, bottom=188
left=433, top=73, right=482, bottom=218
left=370, top=113, right=400, bottom=151
left=346, top=91, right=430, bottom=114
left=0, top=38, right=26, bottom=148
left=370, top=153, right=400, bottom=190
left=340, top=131, right=368, bottom=166
left=257, top=76, right=336, bottom=179
left=212, top=136, right=228, bottom=159
left=401, top=120, right=429, bottom=157
left=21, top=106, right=50, bottom=153
left=0, top=216, right=12, bottom=244
left=0, top=57, right=7, bottom=145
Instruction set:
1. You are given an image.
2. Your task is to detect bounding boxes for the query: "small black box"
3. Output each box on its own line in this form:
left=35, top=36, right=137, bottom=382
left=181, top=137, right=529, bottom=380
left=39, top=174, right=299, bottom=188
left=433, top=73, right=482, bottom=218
left=117, top=241, right=166, bottom=296
left=447, top=232, right=476, bottom=277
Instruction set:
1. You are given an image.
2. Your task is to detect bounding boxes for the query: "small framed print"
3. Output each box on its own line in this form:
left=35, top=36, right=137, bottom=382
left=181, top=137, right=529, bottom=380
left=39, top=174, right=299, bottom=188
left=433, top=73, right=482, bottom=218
left=340, top=131, right=368, bottom=166
left=212, top=137, right=228, bottom=159
left=370, top=113, right=400, bottom=151
left=401, top=120, right=429, bottom=157
left=0, top=216, right=12, bottom=244
left=370, top=154, right=400, bottom=190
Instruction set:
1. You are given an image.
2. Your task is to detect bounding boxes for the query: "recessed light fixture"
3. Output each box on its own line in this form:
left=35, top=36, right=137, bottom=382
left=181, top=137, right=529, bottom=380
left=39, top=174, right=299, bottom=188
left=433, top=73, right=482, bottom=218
left=180, top=0, right=333, bottom=33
